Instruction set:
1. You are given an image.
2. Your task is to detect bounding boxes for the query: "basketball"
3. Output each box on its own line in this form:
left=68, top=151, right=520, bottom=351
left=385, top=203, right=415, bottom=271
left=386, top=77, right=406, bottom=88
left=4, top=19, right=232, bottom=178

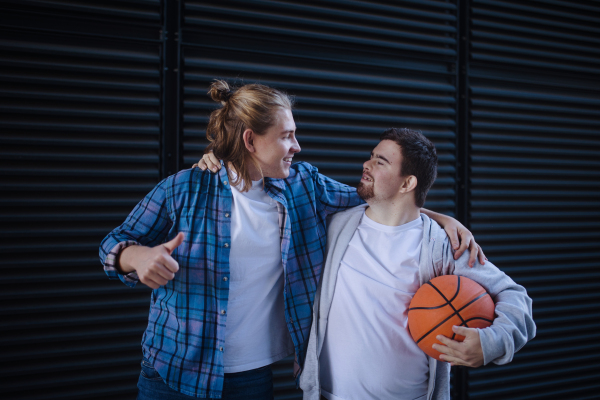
left=408, top=275, right=495, bottom=361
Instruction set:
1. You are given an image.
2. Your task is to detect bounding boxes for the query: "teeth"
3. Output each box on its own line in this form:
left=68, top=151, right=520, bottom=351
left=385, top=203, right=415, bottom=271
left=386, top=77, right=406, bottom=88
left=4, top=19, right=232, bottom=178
left=283, top=158, right=292, bottom=162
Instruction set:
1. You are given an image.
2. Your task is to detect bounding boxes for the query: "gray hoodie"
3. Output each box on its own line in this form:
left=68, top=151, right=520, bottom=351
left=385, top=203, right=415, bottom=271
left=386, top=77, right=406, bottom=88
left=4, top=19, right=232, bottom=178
left=299, top=205, right=536, bottom=400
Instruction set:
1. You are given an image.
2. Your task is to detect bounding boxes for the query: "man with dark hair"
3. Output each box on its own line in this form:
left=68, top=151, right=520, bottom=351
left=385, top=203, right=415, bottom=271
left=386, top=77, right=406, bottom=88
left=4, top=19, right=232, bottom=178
left=299, top=128, right=536, bottom=400
left=358, top=128, right=438, bottom=208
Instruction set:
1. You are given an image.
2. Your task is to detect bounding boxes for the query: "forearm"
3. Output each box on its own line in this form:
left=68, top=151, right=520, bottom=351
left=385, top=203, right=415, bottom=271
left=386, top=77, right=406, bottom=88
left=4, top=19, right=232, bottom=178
left=420, top=207, right=451, bottom=226
left=455, top=256, right=535, bottom=364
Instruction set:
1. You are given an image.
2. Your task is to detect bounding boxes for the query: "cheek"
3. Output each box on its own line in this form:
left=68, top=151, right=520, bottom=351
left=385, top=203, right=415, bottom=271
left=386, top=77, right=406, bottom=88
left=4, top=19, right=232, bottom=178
left=274, top=142, right=289, bottom=158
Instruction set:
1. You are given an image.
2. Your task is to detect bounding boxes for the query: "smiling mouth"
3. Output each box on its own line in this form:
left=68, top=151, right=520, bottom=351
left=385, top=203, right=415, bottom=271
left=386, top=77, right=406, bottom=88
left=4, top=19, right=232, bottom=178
left=283, top=157, right=293, bottom=163
left=362, top=174, right=373, bottom=182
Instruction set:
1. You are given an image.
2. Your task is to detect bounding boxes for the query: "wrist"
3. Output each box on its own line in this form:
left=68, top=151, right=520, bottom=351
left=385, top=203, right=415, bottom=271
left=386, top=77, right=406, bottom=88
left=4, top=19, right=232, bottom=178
left=117, top=245, right=143, bottom=274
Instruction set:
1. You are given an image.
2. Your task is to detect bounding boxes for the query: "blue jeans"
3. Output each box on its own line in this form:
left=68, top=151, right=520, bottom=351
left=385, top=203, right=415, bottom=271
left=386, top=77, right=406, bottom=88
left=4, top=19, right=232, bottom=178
left=137, top=358, right=274, bottom=400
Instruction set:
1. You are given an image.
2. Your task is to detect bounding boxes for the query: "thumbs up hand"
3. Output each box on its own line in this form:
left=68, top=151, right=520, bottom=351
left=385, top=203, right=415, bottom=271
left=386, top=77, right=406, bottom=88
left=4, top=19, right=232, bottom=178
left=117, top=232, right=184, bottom=289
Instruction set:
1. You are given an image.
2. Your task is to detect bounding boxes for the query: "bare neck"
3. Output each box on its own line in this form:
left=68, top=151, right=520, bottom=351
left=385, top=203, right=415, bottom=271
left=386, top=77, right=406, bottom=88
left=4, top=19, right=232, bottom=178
left=364, top=198, right=420, bottom=226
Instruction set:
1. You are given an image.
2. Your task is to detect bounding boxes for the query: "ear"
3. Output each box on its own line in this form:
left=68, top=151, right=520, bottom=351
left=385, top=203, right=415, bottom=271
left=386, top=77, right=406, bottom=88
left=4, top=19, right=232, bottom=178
left=243, top=129, right=256, bottom=153
left=400, top=175, right=418, bottom=193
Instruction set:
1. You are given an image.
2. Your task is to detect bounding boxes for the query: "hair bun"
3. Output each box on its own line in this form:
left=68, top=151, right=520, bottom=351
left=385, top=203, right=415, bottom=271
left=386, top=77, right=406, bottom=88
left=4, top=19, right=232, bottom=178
left=209, top=80, right=233, bottom=104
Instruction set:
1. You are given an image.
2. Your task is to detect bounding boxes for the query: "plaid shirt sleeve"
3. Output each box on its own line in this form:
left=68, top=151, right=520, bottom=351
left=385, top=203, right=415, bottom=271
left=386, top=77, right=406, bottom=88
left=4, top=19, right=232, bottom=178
left=310, top=165, right=365, bottom=215
left=99, top=178, right=173, bottom=287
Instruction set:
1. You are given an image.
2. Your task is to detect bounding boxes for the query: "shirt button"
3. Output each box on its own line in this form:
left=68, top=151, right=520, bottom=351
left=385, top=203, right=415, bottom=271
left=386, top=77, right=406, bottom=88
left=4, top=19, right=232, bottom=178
left=221, top=310, right=226, bottom=315
left=224, top=243, right=229, bottom=248
left=223, top=181, right=228, bottom=185
left=223, top=277, right=228, bottom=282
left=220, top=347, right=224, bottom=352
left=225, top=213, right=230, bottom=218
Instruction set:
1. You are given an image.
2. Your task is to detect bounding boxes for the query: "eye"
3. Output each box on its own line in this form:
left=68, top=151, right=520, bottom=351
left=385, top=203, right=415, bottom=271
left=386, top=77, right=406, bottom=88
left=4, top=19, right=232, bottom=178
left=377, top=161, right=384, bottom=165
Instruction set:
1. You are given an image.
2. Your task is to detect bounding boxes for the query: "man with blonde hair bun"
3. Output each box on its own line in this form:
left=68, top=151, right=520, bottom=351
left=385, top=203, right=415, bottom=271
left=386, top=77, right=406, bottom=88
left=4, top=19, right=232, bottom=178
left=101, top=79, right=485, bottom=400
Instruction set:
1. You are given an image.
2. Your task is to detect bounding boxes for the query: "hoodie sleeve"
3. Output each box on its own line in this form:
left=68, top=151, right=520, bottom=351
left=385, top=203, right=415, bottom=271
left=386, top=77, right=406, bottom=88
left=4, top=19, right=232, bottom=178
left=436, top=231, right=536, bottom=365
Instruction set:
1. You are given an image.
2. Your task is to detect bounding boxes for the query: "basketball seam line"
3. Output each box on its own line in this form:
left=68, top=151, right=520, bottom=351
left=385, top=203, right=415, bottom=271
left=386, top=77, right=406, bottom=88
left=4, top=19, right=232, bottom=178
left=414, top=291, right=490, bottom=344
left=461, top=317, right=494, bottom=324
left=409, top=276, right=464, bottom=341
left=426, top=277, right=466, bottom=341
left=408, top=277, right=462, bottom=311
left=429, top=277, right=467, bottom=328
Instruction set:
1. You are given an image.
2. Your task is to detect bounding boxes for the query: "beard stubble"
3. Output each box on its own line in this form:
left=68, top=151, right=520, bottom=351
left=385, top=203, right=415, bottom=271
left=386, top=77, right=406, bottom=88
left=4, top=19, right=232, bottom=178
left=357, top=181, right=374, bottom=201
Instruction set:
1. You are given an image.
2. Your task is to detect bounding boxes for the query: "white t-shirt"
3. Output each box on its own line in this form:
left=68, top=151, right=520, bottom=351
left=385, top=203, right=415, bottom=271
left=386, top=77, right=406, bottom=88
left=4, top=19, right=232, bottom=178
left=223, top=178, right=294, bottom=373
left=320, top=212, right=429, bottom=400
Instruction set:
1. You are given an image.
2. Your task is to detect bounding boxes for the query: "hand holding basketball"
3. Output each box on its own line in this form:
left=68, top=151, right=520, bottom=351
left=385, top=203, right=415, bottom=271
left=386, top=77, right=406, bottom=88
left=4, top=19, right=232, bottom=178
left=407, top=275, right=495, bottom=362
left=433, top=325, right=484, bottom=368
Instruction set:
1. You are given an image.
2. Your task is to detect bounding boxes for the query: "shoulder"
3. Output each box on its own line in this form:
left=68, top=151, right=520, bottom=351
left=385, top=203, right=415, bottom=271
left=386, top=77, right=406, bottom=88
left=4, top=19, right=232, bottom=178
left=166, top=167, right=212, bottom=189
left=168, top=167, right=203, bottom=182
left=422, top=214, right=449, bottom=244
left=268, top=162, right=318, bottom=193
left=421, top=214, right=453, bottom=262
left=166, top=168, right=212, bottom=185
left=292, top=161, right=315, bottom=173
left=286, top=161, right=316, bottom=181
left=329, top=204, right=367, bottom=230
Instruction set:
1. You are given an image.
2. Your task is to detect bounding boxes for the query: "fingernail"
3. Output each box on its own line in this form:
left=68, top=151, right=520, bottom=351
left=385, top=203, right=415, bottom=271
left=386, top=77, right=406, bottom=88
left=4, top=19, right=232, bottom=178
left=212, top=167, right=217, bottom=172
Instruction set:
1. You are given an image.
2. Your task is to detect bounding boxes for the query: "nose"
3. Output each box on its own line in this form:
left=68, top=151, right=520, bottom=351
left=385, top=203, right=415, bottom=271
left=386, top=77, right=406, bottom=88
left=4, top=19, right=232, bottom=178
left=363, top=159, right=371, bottom=170
left=291, top=136, right=301, bottom=154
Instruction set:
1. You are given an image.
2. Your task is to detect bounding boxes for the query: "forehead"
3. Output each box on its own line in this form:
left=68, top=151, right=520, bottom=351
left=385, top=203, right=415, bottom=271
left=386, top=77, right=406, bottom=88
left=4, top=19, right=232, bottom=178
left=373, top=139, right=402, bottom=162
left=272, top=108, right=296, bottom=132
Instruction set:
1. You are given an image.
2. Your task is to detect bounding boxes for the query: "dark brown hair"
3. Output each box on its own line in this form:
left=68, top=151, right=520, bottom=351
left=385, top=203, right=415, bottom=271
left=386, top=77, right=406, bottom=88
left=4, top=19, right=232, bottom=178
left=379, top=128, right=438, bottom=208
left=206, top=80, right=294, bottom=191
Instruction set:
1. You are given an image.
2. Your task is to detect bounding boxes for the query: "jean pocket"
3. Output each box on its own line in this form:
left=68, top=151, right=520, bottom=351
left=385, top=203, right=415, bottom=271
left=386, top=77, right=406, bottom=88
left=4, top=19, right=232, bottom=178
left=140, top=359, right=164, bottom=381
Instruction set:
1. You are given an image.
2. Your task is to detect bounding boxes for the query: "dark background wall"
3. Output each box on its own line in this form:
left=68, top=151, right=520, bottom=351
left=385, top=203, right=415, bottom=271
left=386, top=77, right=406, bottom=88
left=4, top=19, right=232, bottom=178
left=1, top=1, right=598, bottom=399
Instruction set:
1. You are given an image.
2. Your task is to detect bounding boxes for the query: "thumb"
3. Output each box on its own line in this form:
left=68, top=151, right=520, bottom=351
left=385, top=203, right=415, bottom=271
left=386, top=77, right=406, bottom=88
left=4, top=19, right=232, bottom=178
left=163, top=232, right=184, bottom=254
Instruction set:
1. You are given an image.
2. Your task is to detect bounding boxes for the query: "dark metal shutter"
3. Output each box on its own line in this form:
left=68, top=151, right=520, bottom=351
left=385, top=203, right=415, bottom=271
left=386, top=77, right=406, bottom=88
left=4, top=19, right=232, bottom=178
left=0, top=1, right=162, bottom=399
left=180, top=1, right=459, bottom=397
left=467, top=1, right=600, bottom=399
left=182, top=0, right=460, bottom=216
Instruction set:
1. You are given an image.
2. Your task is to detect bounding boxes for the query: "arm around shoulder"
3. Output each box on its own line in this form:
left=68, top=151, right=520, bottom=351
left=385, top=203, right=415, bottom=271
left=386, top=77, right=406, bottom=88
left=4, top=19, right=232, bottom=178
left=306, top=163, right=363, bottom=215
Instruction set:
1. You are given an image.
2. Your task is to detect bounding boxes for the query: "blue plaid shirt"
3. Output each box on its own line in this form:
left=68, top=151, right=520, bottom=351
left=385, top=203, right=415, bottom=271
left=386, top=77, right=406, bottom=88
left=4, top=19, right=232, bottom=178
left=99, top=162, right=362, bottom=398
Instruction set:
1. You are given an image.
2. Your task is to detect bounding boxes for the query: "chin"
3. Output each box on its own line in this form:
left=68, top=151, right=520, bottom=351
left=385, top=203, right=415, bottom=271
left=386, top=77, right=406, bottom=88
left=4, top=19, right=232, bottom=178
left=279, top=165, right=291, bottom=178
left=357, top=182, right=374, bottom=201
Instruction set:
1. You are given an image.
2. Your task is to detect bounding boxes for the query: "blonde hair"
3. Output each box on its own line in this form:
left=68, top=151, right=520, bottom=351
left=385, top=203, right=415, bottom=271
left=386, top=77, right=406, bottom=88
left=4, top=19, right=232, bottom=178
left=206, top=80, right=294, bottom=192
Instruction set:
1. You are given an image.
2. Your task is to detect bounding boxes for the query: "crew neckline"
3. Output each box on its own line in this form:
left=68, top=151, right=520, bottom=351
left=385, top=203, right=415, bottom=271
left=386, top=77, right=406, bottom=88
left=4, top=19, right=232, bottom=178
left=361, top=212, right=422, bottom=233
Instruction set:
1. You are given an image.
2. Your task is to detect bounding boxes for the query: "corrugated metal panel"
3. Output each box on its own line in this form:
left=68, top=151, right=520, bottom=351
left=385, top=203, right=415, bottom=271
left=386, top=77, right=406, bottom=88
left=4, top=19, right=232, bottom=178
left=468, top=0, right=600, bottom=399
left=181, top=0, right=459, bottom=215
left=5, top=1, right=597, bottom=399
left=0, top=1, right=162, bottom=399
left=180, top=1, right=459, bottom=397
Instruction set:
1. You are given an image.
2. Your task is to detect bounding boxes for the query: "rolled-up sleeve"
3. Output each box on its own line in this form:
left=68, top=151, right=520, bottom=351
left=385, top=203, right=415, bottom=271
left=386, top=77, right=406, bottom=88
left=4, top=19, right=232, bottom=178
left=99, top=179, right=173, bottom=287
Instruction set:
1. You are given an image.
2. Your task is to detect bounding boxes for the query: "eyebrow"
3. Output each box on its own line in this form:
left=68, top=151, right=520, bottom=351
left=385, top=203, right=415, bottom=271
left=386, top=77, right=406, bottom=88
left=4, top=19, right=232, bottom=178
left=371, top=151, right=391, bottom=164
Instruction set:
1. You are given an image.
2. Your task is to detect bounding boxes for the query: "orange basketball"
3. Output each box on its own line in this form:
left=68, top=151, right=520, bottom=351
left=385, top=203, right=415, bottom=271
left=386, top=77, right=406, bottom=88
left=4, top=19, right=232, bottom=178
left=408, top=275, right=495, bottom=361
